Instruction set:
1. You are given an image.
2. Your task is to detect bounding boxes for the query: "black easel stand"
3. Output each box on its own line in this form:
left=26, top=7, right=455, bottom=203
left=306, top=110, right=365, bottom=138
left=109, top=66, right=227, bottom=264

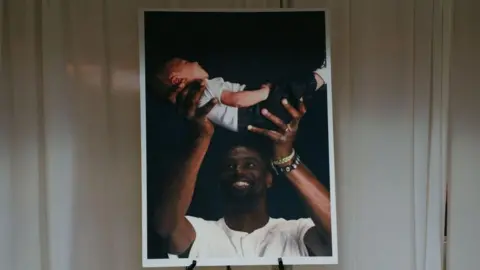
left=186, top=259, right=284, bottom=270
left=278, top=258, right=285, bottom=270
left=186, top=260, right=197, bottom=270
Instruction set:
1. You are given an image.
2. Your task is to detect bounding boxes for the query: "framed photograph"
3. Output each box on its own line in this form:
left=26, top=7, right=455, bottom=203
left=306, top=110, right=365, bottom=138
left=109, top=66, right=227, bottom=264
left=139, top=9, right=338, bottom=268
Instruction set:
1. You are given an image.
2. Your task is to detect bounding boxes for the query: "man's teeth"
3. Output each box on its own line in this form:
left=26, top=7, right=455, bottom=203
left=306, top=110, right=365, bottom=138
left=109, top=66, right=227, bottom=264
left=233, top=181, right=250, bottom=188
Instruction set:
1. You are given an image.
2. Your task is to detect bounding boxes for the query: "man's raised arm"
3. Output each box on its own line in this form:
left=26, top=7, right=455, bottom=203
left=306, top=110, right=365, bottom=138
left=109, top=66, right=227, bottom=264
left=154, top=80, right=218, bottom=254
left=247, top=97, right=332, bottom=254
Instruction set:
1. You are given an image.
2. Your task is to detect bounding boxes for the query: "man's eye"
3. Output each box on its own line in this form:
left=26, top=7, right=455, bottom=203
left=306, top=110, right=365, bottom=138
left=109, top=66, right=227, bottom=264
left=247, top=163, right=256, bottom=168
left=227, top=164, right=235, bottom=169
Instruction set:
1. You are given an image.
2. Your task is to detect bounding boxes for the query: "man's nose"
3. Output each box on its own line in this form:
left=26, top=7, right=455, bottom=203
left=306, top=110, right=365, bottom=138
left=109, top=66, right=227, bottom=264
left=234, top=165, right=245, bottom=173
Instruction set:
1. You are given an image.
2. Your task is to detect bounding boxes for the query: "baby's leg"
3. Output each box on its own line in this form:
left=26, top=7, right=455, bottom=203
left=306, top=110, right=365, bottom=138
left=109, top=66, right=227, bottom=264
left=237, top=71, right=328, bottom=132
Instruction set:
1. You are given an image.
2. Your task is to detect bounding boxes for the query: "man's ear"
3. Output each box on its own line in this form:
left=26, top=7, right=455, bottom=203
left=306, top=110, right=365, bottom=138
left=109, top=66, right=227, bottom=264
left=266, top=172, right=273, bottom=188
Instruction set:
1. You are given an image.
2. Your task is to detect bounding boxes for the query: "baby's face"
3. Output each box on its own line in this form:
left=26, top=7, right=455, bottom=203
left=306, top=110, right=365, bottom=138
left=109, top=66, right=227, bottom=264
left=170, top=59, right=209, bottom=83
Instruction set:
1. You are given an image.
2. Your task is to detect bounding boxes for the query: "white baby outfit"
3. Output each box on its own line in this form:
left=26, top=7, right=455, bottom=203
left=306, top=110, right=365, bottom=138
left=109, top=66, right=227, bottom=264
left=198, top=68, right=330, bottom=132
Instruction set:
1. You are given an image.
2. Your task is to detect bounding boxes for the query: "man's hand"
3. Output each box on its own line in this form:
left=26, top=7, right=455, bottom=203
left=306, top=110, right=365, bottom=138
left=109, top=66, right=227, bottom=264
left=247, top=97, right=306, bottom=159
left=249, top=97, right=332, bottom=240
left=171, top=79, right=218, bottom=137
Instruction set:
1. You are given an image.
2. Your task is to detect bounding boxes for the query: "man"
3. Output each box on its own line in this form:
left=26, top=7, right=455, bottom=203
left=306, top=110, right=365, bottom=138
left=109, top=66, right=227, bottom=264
left=154, top=80, right=332, bottom=258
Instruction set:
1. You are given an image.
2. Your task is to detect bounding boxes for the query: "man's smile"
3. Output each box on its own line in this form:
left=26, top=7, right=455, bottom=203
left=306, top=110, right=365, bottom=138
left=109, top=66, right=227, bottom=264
left=232, top=180, right=251, bottom=189
left=230, top=174, right=254, bottom=189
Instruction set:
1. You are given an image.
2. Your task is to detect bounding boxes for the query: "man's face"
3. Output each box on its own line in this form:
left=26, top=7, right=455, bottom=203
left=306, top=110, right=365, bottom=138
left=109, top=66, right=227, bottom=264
left=219, top=146, right=272, bottom=201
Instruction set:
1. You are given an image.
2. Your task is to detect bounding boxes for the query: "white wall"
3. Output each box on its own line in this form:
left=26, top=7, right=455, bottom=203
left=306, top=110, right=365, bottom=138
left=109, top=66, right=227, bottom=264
left=1, top=0, right=478, bottom=270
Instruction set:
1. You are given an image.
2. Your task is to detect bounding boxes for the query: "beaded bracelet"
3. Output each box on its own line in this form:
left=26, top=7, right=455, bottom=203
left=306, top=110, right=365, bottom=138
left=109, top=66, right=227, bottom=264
left=271, top=154, right=301, bottom=175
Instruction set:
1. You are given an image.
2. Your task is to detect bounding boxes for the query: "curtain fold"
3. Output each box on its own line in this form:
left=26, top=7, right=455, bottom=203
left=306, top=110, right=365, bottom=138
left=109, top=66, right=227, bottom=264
left=0, top=0, right=451, bottom=270
left=446, top=0, right=480, bottom=268
left=0, top=1, right=13, bottom=268
left=412, top=0, right=450, bottom=269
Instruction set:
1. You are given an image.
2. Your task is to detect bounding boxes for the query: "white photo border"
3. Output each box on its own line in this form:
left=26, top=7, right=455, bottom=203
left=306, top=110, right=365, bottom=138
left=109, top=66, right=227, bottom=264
left=138, top=8, right=338, bottom=268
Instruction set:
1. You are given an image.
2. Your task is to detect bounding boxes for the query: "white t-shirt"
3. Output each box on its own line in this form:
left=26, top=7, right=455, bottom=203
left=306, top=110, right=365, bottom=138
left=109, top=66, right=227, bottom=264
left=168, top=215, right=315, bottom=259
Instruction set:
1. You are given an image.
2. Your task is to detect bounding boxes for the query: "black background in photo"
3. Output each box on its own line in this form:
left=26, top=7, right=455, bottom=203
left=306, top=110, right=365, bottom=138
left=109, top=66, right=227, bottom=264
left=144, top=11, right=329, bottom=258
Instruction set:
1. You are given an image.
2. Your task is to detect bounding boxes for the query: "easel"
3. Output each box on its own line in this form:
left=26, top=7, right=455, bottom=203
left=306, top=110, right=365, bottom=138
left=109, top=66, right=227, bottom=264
left=186, top=258, right=286, bottom=270
left=186, top=260, right=196, bottom=270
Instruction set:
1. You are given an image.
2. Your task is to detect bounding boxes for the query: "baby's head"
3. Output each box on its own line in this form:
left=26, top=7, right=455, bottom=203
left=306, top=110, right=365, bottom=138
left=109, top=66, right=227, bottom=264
left=157, top=57, right=209, bottom=87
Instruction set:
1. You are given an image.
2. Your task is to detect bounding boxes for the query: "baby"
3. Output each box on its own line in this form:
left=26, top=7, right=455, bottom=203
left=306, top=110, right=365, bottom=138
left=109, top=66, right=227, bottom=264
left=156, top=57, right=330, bottom=132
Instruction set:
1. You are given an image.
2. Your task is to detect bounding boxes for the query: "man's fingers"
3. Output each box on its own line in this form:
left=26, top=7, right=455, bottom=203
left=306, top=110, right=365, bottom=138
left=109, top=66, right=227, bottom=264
left=175, top=80, right=204, bottom=115
left=247, top=125, right=283, bottom=141
left=168, top=81, right=187, bottom=103
left=193, top=82, right=207, bottom=104
left=185, top=81, right=207, bottom=117
left=281, top=99, right=302, bottom=119
left=298, top=97, right=307, bottom=115
left=175, top=87, right=189, bottom=113
left=196, top=98, right=218, bottom=117
left=261, top=108, right=288, bottom=130
left=185, top=91, right=200, bottom=118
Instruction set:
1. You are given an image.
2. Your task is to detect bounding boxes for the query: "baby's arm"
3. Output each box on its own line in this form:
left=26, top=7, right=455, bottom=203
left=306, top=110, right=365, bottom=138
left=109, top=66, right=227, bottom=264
left=221, top=85, right=270, bottom=108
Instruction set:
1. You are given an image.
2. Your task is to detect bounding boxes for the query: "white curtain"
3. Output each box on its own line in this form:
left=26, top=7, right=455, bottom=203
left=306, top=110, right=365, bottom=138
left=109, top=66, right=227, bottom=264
left=445, top=0, right=480, bottom=269
left=0, top=0, right=464, bottom=269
